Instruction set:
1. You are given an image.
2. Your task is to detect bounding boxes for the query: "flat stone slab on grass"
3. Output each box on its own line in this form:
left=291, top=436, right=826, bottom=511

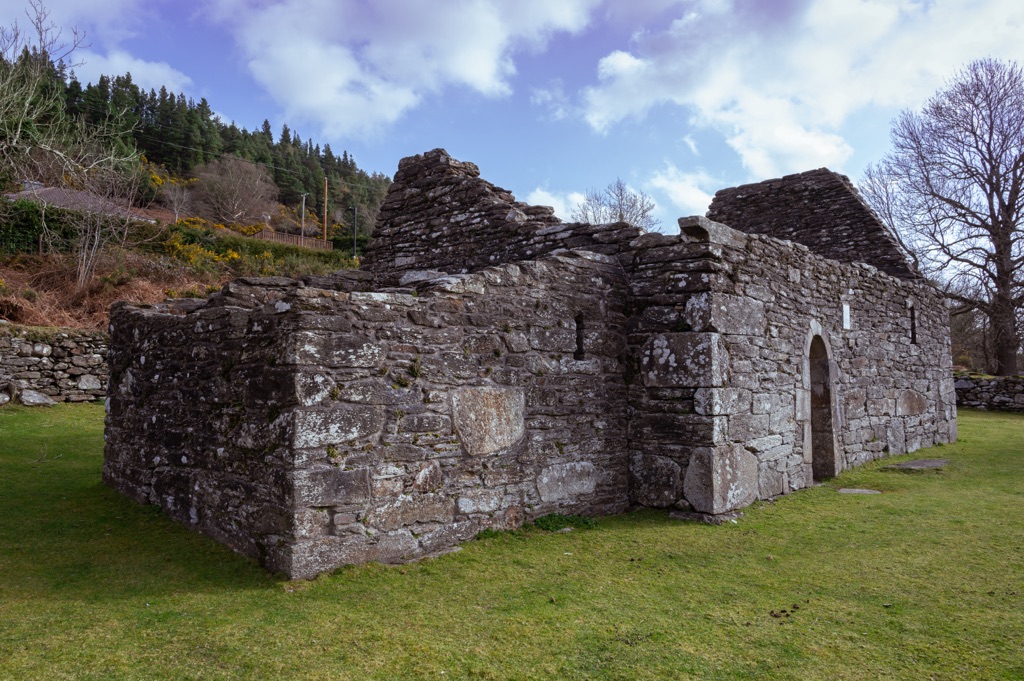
left=669, top=510, right=744, bottom=525
left=884, top=458, right=951, bottom=471
left=838, top=488, right=882, bottom=495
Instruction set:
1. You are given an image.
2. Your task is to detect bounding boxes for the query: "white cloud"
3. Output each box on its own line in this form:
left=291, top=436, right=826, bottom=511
left=648, top=162, right=715, bottom=217
left=0, top=1, right=196, bottom=99
left=580, top=0, right=1024, bottom=178
left=531, top=80, right=575, bottom=121
left=207, top=0, right=602, bottom=138
left=74, top=50, right=193, bottom=93
left=682, top=134, right=698, bottom=156
left=526, top=188, right=586, bottom=220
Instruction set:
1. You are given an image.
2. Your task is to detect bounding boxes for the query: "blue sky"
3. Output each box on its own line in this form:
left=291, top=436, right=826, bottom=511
left=5, top=0, right=1024, bottom=232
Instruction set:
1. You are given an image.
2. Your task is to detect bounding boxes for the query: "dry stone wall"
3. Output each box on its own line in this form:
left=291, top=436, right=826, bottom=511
left=954, top=374, right=1024, bottom=411
left=0, top=323, right=108, bottom=403
left=105, top=253, right=629, bottom=579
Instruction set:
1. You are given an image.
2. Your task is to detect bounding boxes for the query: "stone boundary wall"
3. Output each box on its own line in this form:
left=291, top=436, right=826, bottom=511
left=0, top=323, right=108, bottom=403
left=105, top=253, right=630, bottom=579
left=954, top=374, right=1024, bottom=411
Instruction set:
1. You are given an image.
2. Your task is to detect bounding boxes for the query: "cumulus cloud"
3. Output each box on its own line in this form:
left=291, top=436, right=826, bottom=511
left=530, top=80, right=575, bottom=121
left=74, top=49, right=193, bottom=92
left=206, top=0, right=601, bottom=138
left=648, top=162, right=716, bottom=217
left=526, top=188, right=587, bottom=220
left=0, top=1, right=194, bottom=95
left=580, top=0, right=1024, bottom=178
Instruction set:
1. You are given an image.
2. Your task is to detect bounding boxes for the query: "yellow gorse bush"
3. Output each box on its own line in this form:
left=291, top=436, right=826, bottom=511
left=163, top=232, right=231, bottom=269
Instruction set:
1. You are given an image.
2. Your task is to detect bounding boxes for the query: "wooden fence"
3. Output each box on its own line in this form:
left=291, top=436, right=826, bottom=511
left=254, top=228, right=333, bottom=251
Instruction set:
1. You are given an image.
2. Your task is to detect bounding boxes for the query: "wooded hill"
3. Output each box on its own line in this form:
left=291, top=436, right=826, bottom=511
left=61, top=69, right=390, bottom=238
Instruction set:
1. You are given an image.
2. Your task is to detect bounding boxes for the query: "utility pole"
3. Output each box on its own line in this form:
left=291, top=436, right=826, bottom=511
left=353, top=205, right=358, bottom=259
left=300, top=193, right=308, bottom=235
left=323, top=177, right=328, bottom=241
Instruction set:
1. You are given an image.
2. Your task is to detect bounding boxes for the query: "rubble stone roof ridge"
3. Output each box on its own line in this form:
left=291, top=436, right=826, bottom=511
left=706, top=167, right=918, bottom=280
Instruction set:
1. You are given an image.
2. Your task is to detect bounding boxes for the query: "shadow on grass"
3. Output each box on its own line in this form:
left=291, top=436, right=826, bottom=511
left=0, top=406, right=276, bottom=603
left=4, top=481, right=276, bottom=601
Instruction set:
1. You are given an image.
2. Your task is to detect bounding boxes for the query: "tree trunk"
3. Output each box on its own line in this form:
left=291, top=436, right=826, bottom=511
left=991, top=295, right=1020, bottom=375
left=992, top=220, right=1020, bottom=375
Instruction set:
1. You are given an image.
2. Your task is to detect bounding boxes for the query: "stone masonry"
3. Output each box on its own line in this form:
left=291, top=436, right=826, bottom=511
left=103, top=149, right=957, bottom=579
left=0, top=323, right=108, bottom=404
left=954, top=374, right=1024, bottom=412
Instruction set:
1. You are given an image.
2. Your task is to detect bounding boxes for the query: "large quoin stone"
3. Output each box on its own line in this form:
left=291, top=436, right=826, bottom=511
left=292, top=405, right=385, bottom=448
left=293, top=467, right=370, bottom=506
left=451, top=386, right=525, bottom=455
left=641, top=333, right=728, bottom=388
left=683, top=445, right=758, bottom=514
left=684, top=293, right=766, bottom=335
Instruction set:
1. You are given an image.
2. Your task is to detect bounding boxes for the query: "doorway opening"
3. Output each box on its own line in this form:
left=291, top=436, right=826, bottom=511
left=809, top=335, right=837, bottom=480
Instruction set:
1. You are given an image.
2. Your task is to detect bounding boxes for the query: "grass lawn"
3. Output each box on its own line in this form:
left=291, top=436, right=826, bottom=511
left=0, top=405, right=1021, bottom=680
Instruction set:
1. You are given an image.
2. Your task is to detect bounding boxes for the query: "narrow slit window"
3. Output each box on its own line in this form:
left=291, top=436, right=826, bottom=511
left=574, top=314, right=585, bottom=360
left=909, top=304, right=917, bottom=344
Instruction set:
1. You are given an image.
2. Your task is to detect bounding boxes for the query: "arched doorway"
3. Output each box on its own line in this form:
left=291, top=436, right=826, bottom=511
left=809, top=335, right=837, bottom=480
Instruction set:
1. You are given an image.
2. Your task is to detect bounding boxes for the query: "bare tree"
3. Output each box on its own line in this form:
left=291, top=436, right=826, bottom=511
left=2, top=2, right=144, bottom=290
left=160, top=180, right=193, bottom=223
left=0, top=1, right=128, bottom=186
left=861, top=58, right=1024, bottom=375
left=73, top=165, right=144, bottom=288
left=570, top=178, right=660, bottom=230
left=193, top=155, right=277, bottom=225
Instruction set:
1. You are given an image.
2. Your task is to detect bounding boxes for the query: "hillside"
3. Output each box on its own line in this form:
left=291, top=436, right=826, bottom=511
left=0, top=214, right=358, bottom=331
left=1, top=46, right=385, bottom=331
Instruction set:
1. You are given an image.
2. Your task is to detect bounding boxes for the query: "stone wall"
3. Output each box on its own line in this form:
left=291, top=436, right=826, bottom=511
left=0, top=323, right=108, bottom=403
left=105, top=253, right=630, bottom=579
left=622, top=217, right=956, bottom=514
left=954, top=374, right=1024, bottom=411
left=104, top=149, right=958, bottom=578
left=363, top=149, right=642, bottom=286
left=707, top=169, right=917, bottom=280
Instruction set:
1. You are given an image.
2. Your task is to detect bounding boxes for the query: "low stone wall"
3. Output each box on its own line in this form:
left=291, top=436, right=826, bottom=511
left=0, top=323, right=108, bottom=402
left=954, top=374, right=1024, bottom=411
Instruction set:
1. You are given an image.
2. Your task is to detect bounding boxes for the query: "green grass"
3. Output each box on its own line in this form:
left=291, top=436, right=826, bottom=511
left=0, top=405, right=1022, bottom=680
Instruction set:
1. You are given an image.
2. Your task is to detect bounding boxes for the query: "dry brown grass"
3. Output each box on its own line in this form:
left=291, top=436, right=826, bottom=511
left=0, top=248, right=223, bottom=330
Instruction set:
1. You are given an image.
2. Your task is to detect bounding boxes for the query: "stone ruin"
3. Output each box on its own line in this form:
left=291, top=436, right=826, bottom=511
left=103, top=149, right=958, bottom=579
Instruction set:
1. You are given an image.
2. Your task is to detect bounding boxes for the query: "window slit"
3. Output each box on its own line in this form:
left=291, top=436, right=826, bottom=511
left=910, top=304, right=917, bottom=344
left=574, top=313, right=585, bottom=360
